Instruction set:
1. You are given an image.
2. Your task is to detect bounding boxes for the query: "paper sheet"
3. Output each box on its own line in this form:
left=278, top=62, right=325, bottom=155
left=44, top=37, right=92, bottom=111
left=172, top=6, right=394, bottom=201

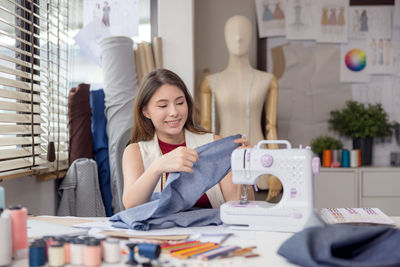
left=255, top=0, right=286, bottom=37
left=83, top=0, right=139, bottom=37
left=348, top=6, right=392, bottom=40
left=340, top=39, right=369, bottom=82
left=314, top=0, right=348, bottom=43
left=392, top=28, right=400, bottom=77
left=394, top=0, right=400, bottom=28
left=284, top=0, right=317, bottom=40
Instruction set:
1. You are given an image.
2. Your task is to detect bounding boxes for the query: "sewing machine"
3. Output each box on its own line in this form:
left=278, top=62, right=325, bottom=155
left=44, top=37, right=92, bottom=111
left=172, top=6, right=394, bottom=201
left=220, top=140, right=320, bottom=232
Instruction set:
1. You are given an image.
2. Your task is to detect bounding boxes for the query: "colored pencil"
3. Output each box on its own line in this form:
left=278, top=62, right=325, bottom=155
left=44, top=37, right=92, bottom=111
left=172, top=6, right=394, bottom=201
left=161, top=241, right=200, bottom=250
left=171, top=243, right=216, bottom=257
left=200, top=246, right=240, bottom=260
left=178, top=244, right=221, bottom=259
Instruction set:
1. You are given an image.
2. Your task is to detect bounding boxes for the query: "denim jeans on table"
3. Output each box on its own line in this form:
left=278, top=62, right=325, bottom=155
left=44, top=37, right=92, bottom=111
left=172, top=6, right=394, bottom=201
left=278, top=224, right=400, bottom=267
left=110, top=134, right=241, bottom=230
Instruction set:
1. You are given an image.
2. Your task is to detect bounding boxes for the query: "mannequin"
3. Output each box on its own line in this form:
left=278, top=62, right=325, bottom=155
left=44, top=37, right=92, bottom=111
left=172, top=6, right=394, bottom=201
left=200, top=15, right=282, bottom=201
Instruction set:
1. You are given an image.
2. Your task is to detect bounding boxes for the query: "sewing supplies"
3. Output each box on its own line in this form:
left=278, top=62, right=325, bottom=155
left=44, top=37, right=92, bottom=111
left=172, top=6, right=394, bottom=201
left=125, top=243, right=138, bottom=265
left=8, top=205, right=28, bottom=259
left=0, top=186, right=4, bottom=210
left=83, top=238, right=101, bottom=267
left=200, top=246, right=240, bottom=260
left=138, top=243, right=161, bottom=260
left=0, top=209, right=12, bottom=266
left=221, top=140, right=319, bottom=232
left=341, top=149, right=350, bottom=167
left=350, top=149, right=359, bottom=167
left=70, top=238, right=84, bottom=265
left=103, top=238, right=120, bottom=263
left=48, top=243, right=65, bottom=267
left=29, top=239, right=46, bottom=267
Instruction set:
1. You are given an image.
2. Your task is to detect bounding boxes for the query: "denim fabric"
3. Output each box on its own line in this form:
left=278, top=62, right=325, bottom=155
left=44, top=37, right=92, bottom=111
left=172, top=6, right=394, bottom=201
left=112, top=209, right=221, bottom=230
left=278, top=224, right=400, bottom=267
left=90, top=89, right=112, bottom=216
left=110, top=134, right=241, bottom=230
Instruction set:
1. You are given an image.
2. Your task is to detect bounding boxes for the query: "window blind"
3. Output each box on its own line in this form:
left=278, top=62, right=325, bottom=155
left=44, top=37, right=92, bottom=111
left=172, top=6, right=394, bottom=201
left=0, top=0, right=69, bottom=179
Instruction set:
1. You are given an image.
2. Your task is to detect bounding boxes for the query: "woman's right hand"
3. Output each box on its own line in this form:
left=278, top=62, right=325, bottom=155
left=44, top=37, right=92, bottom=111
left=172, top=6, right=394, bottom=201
left=156, top=147, right=199, bottom=174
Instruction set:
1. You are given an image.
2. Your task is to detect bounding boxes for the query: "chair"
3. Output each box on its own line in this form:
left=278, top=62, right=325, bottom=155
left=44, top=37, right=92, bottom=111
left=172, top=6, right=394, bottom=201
left=114, top=126, right=132, bottom=212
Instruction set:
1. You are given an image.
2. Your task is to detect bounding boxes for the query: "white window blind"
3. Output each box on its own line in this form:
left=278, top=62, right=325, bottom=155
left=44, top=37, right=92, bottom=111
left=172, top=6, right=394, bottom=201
left=0, top=0, right=69, bottom=179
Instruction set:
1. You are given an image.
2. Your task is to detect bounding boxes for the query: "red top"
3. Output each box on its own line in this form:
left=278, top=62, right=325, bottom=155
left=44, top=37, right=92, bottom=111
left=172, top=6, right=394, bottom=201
left=158, top=138, right=212, bottom=208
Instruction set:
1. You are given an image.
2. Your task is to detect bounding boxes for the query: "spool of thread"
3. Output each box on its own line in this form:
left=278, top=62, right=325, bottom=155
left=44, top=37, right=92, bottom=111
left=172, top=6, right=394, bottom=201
left=29, top=239, right=46, bottom=267
left=83, top=238, right=101, bottom=267
left=322, top=149, right=332, bottom=167
left=62, top=237, right=71, bottom=264
left=331, top=149, right=341, bottom=167
left=358, top=149, right=362, bottom=166
left=7, top=205, right=28, bottom=259
left=350, top=149, right=359, bottom=167
left=125, top=243, right=137, bottom=266
left=103, top=238, right=120, bottom=263
left=42, top=236, right=55, bottom=261
left=0, top=209, right=12, bottom=266
left=48, top=243, right=65, bottom=267
left=70, top=238, right=84, bottom=265
left=95, top=236, right=106, bottom=259
left=341, top=149, right=350, bottom=167
left=0, top=186, right=5, bottom=210
left=138, top=243, right=161, bottom=260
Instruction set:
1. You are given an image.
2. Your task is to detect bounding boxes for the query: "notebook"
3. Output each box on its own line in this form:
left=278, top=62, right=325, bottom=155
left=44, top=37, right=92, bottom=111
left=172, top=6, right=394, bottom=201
left=28, top=219, right=88, bottom=239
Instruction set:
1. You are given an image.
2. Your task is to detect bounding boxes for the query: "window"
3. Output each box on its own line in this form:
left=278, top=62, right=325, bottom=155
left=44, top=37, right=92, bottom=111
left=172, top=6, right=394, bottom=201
left=0, top=0, right=69, bottom=179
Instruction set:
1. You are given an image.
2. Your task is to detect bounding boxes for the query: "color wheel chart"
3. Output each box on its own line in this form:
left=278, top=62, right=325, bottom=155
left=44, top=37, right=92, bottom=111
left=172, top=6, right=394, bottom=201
left=345, top=49, right=367, bottom=71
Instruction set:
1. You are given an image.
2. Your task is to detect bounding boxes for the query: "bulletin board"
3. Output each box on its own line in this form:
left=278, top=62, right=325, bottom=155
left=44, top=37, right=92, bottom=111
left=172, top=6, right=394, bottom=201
left=256, top=0, right=400, bottom=166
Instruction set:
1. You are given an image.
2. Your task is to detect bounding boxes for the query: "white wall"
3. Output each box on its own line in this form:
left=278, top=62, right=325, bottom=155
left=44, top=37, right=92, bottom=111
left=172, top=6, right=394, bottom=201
left=158, top=0, right=195, bottom=95
left=1, top=177, right=57, bottom=215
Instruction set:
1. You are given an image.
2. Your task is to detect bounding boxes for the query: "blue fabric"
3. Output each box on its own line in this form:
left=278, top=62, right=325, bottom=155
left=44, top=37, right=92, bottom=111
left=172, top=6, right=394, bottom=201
left=90, top=89, right=112, bottom=216
left=278, top=224, right=400, bottom=267
left=112, top=209, right=221, bottom=231
left=110, top=134, right=241, bottom=230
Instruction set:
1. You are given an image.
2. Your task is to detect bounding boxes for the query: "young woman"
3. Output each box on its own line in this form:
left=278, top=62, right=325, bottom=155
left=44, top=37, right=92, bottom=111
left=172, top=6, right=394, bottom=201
left=122, top=69, right=248, bottom=209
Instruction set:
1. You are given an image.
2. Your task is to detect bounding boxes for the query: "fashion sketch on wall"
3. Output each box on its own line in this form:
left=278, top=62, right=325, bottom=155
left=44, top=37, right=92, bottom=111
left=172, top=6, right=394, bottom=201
left=367, top=38, right=394, bottom=74
left=285, top=0, right=317, bottom=40
left=349, top=6, right=392, bottom=40
left=314, top=0, right=348, bottom=43
left=255, top=0, right=286, bottom=37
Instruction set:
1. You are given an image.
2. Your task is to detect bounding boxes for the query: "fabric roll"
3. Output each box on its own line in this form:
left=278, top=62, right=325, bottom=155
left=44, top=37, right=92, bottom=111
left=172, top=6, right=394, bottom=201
left=68, top=83, right=93, bottom=165
left=110, top=134, right=241, bottom=230
left=278, top=224, right=400, bottom=267
left=90, top=89, right=112, bottom=217
left=99, top=36, right=138, bottom=213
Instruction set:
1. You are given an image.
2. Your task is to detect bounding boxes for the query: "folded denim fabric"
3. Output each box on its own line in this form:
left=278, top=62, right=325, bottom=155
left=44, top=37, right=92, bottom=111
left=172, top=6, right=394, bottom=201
left=278, top=224, right=400, bottom=267
left=110, top=134, right=240, bottom=230
left=112, top=209, right=221, bottom=231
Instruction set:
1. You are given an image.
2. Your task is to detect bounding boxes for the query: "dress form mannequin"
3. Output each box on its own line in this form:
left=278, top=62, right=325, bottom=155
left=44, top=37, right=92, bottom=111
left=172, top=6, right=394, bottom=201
left=200, top=15, right=282, bottom=201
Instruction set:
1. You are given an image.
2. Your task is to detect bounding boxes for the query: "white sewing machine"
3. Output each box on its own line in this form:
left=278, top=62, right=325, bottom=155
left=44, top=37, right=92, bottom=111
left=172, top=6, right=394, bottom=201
left=220, top=140, right=320, bottom=232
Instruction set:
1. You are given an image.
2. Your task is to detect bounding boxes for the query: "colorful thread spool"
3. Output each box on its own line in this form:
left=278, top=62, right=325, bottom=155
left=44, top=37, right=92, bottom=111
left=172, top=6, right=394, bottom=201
left=83, top=238, right=101, bottom=267
left=70, top=238, right=84, bottom=265
left=341, top=149, right=350, bottom=167
left=358, top=149, right=362, bottom=166
left=8, top=205, right=28, bottom=259
left=0, top=186, right=5, bottom=210
left=331, top=149, right=341, bottom=167
left=125, top=243, right=137, bottom=265
left=29, top=239, right=46, bottom=267
left=103, top=238, right=120, bottom=263
left=0, top=209, right=12, bottom=266
left=138, top=243, right=161, bottom=260
left=48, top=243, right=65, bottom=267
left=350, top=149, right=359, bottom=167
left=322, top=149, right=332, bottom=167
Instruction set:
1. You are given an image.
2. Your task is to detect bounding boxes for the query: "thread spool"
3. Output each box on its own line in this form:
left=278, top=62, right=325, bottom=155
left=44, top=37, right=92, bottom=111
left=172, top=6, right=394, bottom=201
left=358, top=149, right=362, bottom=166
left=95, top=236, right=106, bottom=259
left=341, top=149, right=350, bottom=167
left=70, top=238, right=84, bottom=265
left=48, top=243, right=65, bottom=267
left=42, top=236, right=55, bottom=261
left=322, top=149, right=332, bottom=167
left=331, top=149, right=341, bottom=167
left=0, top=209, right=12, bottom=266
left=350, top=149, right=359, bottom=167
left=29, top=239, right=46, bottom=267
left=8, top=205, right=28, bottom=259
left=0, top=186, right=5, bottom=210
left=103, top=238, right=120, bottom=263
left=62, top=237, right=71, bottom=264
left=83, top=238, right=101, bottom=267
left=125, top=243, right=137, bottom=265
left=138, top=243, right=161, bottom=260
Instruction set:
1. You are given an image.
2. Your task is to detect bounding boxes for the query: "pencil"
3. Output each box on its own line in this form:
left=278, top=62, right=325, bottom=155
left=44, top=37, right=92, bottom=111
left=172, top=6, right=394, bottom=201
left=178, top=244, right=221, bottom=259
left=171, top=243, right=216, bottom=257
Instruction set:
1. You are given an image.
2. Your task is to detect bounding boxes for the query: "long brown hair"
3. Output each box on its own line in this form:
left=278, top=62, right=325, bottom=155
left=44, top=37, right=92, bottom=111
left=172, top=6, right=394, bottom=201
left=130, top=68, right=208, bottom=143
